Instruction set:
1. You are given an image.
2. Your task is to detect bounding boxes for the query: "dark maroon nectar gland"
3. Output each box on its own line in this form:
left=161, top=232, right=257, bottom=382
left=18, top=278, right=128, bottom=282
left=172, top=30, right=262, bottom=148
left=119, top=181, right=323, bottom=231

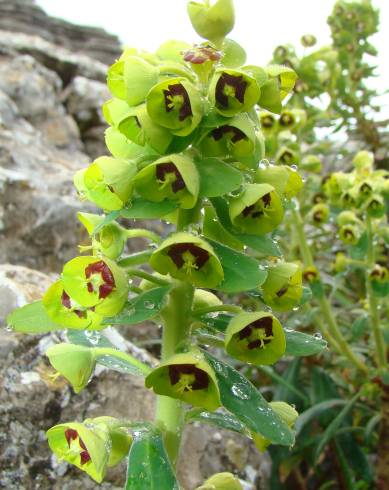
left=65, top=429, right=91, bottom=465
left=163, top=83, right=193, bottom=121
left=215, top=72, right=247, bottom=108
left=168, top=364, right=209, bottom=393
left=156, top=162, right=186, bottom=193
left=60, top=290, right=87, bottom=319
left=241, top=193, right=271, bottom=219
left=238, top=316, right=274, bottom=350
left=183, top=45, right=222, bottom=64
left=167, top=243, right=210, bottom=272
left=85, top=261, right=115, bottom=299
left=211, top=125, right=247, bottom=143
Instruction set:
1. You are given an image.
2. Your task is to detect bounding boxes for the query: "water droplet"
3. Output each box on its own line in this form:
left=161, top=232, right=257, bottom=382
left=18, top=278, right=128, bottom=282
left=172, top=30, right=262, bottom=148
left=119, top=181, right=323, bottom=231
left=313, top=332, right=323, bottom=340
left=5, top=325, right=13, bottom=332
left=231, top=383, right=250, bottom=400
left=290, top=164, right=298, bottom=171
left=143, top=300, right=155, bottom=310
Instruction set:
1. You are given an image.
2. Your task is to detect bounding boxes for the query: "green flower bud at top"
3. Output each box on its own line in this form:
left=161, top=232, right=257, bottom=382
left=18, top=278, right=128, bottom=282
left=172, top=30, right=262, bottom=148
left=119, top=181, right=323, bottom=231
left=254, top=164, right=303, bottom=199
left=47, top=421, right=111, bottom=482
left=196, top=472, right=243, bottom=490
left=156, top=40, right=191, bottom=63
left=365, top=194, right=386, bottom=218
left=208, top=69, right=260, bottom=117
left=352, top=150, right=374, bottom=171
left=46, top=343, right=96, bottom=393
left=187, top=0, right=235, bottom=47
left=43, top=280, right=103, bottom=330
left=336, top=210, right=360, bottom=227
left=310, top=203, right=329, bottom=226
left=302, top=266, right=320, bottom=283
left=61, top=256, right=129, bottom=316
left=275, top=146, right=299, bottom=166
left=118, top=105, right=173, bottom=154
left=221, top=39, right=247, bottom=68
left=225, top=311, right=286, bottom=365
left=229, top=184, right=284, bottom=235
left=77, top=212, right=127, bottom=260
left=199, top=113, right=261, bottom=168
left=262, top=262, right=303, bottom=311
left=252, top=401, right=298, bottom=452
left=149, top=232, right=224, bottom=288
left=145, top=351, right=221, bottom=411
left=107, top=56, right=159, bottom=106
left=339, top=224, right=360, bottom=245
left=134, top=154, right=199, bottom=209
left=193, top=289, right=222, bottom=310
left=75, top=157, right=137, bottom=211
left=147, top=77, right=203, bottom=136
left=260, top=112, right=276, bottom=132
left=301, top=34, right=317, bottom=47
left=300, top=155, right=322, bottom=173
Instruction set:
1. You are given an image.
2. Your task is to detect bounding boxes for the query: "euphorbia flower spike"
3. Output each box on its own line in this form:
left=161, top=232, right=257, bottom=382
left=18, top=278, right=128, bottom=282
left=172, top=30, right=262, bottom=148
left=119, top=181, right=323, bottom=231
left=46, top=343, right=96, bottom=393
left=209, top=68, right=260, bottom=117
left=61, top=256, right=129, bottom=316
left=74, top=156, right=137, bottom=211
left=134, top=154, right=200, bottom=209
left=261, top=262, right=303, bottom=311
left=42, top=280, right=103, bottom=330
left=225, top=311, right=286, bottom=365
left=145, top=351, right=221, bottom=411
left=149, top=232, right=224, bottom=288
left=147, top=77, right=203, bottom=136
left=229, top=183, right=284, bottom=235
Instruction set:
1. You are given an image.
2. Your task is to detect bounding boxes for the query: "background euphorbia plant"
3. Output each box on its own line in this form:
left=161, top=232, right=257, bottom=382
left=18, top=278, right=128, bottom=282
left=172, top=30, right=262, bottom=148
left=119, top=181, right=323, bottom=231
left=7, top=0, right=328, bottom=487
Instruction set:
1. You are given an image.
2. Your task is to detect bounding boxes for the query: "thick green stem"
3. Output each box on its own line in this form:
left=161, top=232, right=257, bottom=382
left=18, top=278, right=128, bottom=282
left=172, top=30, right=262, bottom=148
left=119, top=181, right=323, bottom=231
left=292, top=209, right=368, bottom=374
left=366, top=216, right=387, bottom=370
left=155, top=280, right=195, bottom=467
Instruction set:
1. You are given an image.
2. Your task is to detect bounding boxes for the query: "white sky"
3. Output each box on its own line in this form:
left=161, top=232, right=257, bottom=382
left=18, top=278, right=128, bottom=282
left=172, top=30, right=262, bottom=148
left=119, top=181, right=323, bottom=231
left=36, top=0, right=388, bottom=101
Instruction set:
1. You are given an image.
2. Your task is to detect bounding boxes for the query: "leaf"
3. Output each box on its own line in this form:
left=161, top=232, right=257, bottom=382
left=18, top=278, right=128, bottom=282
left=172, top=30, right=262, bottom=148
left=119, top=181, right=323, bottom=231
left=295, top=399, right=348, bottom=436
left=350, top=232, right=368, bottom=260
left=96, top=353, right=150, bottom=376
left=92, top=211, right=121, bottom=234
left=314, top=391, right=360, bottom=461
left=351, top=315, right=369, bottom=341
left=126, top=430, right=179, bottom=490
left=284, top=329, right=327, bottom=357
left=196, top=157, right=243, bottom=198
left=103, top=287, right=170, bottom=325
left=204, top=352, right=294, bottom=446
left=185, top=408, right=246, bottom=434
left=6, top=301, right=60, bottom=334
left=196, top=313, right=232, bottom=332
left=203, top=205, right=244, bottom=251
left=209, top=239, right=267, bottom=293
left=121, top=199, right=177, bottom=219
left=274, top=358, right=302, bottom=406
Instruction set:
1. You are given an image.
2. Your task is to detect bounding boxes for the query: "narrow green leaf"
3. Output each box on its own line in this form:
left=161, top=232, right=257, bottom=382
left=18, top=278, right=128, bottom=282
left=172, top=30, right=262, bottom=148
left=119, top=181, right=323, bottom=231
left=258, top=365, right=308, bottom=404
left=104, top=287, right=170, bottom=325
left=196, top=313, right=232, bottom=332
left=284, top=329, right=327, bottom=357
left=351, top=315, right=369, bottom=341
left=121, top=199, right=177, bottom=219
left=209, top=239, right=267, bottom=293
left=96, top=352, right=150, bottom=376
left=196, top=157, right=243, bottom=198
left=67, top=329, right=114, bottom=348
left=185, top=408, right=246, bottom=434
left=314, top=392, right=360, bottom=461
left=204, top=352, right=294, bottom=446
left=295, top=399, right=348, bottom=435
left=126, top=431, right=179, bottom=490
left=350, top=232, right=368, bottom=260
left=6, top=301, right=60, bottom=334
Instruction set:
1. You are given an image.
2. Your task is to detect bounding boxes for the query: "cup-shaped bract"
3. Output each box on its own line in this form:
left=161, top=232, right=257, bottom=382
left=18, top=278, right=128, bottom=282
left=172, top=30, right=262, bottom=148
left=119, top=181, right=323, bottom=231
left=278, top=109, right=297, bottom=130
left=107, top=56, right=159, bottom=106
left=156, top=40, right=192, bottom=63
left=261, top=262, right=303, bottom=311
left=365, top=194, right=386, bottom=218
left=74, top=157, right=137, bottom=211
left=225, top=311, right=286, bottom=365
left=339, top=224, right=360, bottom=245
left=310, top=203, right=329, bottom=226
left=187, top=0, right=235, bottom=47
left=145, top=351, right=221, bottom=411
left=78, top=212, right=128, bottom=260
left=47, top=422, right=111, bottom=482
left=196, top=472, right=243, bottom=490
left=302, top=266, right=320, bottom=283
left=46, top=343, right=96, bottom=393
left=258, top=65, right=297, bottom=114
left=255, top=164, right=303, bottom=199
left=324, top=172, right=352, bottom=204
left=275, top=146, right=299, bottom=166
left=300, top=155, right=322, bottom=173
left=229, top=183, right=284, bottom=235
left=61, top=256, right=128, bottom=316
left=149, top=232, right=224, bottom=288
left=209, top=69, right=260, bottom=117
left=43, top=280, right=103, bottom=330
left=193, top=289, right=222, bottom=310
left=199, top=113, right=262, bottom=168
left=221, top=39, right=247, bottom=68
left=147, top=77, right=203, bottom=136
left=369, top=264, right=389, bottom=297
left=134, top=154, right=199, bottom=209
left=260, top=112, right=276, bottom=132
left=352, top=150, right=374, bottom=171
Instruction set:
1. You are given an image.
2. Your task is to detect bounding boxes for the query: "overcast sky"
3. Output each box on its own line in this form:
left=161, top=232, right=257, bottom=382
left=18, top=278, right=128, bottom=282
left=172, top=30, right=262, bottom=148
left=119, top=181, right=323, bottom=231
left=36, top=0, right=388, bottom=100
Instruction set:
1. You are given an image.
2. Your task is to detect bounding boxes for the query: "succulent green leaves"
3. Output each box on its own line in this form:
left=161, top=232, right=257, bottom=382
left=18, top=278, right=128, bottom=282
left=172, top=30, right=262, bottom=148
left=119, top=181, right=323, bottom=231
left=229, top=184, right=284, bottom=235
left=261, top=262, right=303, bottom=311
left=145, top=351, right=221, bottom=411
left=225, top=311, right=286, bottom=365
left=134, top=154, right=199, bottom=209
left=150, top=233, right=224, bottom=288
left=255, top=164, right=303, bottom=199
left=146, top=77, right=203, bottom=136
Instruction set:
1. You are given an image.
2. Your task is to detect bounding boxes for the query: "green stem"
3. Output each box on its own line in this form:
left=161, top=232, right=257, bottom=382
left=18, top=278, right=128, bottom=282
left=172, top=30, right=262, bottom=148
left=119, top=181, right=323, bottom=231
left=118, top=250, right=153, bottom=267
left=155, top=280, right=195, bottom=467
left=365, top=216, right=387, bottom=370
left=94, top=347, right=152, bottom=376
left=125, top=268, right=170, bottom=286
left=192, top=304, right=242, bottom=316
left=125, top=228, right=161, bottom=243
left=292, top=209, right=368, bottom=374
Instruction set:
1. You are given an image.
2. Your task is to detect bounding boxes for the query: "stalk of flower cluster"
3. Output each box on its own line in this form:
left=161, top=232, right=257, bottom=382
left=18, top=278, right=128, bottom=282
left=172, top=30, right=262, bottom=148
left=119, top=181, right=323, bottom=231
left=292, top=208, right=368, bottom=374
